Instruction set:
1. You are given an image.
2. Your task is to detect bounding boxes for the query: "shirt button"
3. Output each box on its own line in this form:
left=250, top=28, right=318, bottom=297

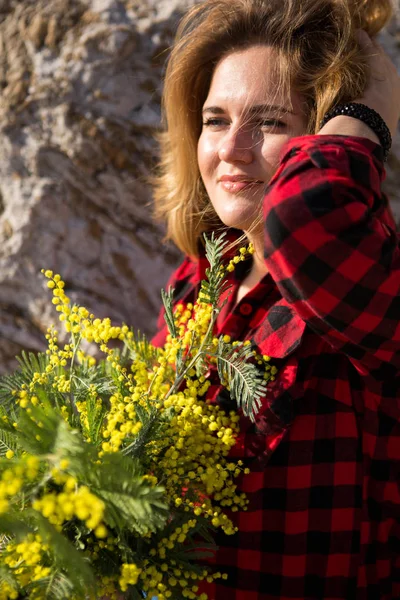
left=239, top=303, right=252, bottom=316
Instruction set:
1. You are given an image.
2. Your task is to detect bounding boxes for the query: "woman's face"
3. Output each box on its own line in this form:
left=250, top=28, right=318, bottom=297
left=197, top=45, right=308, bottom=234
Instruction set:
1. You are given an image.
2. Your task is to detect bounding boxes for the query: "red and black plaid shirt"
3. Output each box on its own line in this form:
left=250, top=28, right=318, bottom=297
left=152, top=135, right=400, bottom=600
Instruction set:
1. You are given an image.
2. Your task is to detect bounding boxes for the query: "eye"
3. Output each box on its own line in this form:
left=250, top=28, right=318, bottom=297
left=202, top=117, right=227, bottom=128
left=260, top=119, right=286, bottom=129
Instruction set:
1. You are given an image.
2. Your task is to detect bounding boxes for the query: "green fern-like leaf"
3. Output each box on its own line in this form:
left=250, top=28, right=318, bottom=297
left=199, top=231, right=230, bottom=307
left=15, top=351, right=49, bottom=381
left=99, top=485, right=167, bottom=536
left=0, top=429, right=18, bottom=458
left=89, top=452, right=168, bottom=536
left=215, top=340, right=266, bottom=422
left=161, top=287, right=177, bottom=339
left=35, top=512, right=96, bottom=596
left=0, top=565, right=19, bottom=595
left=27, top=571, right=75, bottom=600
left=86, top=398, right=107, bottom=446
left=123, top=331, right=161, bottom=370
left=122, top=407, right=160, bottom=462
left=69, top=371, right=108, bottom=445
left=15, top=403, right=84, bottom=458
left=72, top=362, right=115, bottom=395
left=0, top=511, right=34, bottom=540
left=0, top=372, right=26, bottom=410
left=0, top=351, right=52, bottom=412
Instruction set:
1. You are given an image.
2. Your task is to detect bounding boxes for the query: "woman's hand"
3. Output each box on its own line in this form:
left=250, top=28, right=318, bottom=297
left=355, top=29, right=400, bottom=139
left=318, top=30, right=400, bottom=145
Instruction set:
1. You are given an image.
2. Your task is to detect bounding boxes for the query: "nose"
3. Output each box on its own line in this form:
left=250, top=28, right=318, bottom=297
left=218, top=127, right=254, bottom=164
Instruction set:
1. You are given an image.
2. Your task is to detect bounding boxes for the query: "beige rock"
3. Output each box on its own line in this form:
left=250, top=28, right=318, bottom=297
left=26, top=12, right=47, bottom=48
left=0, top=0, right=189, bottom=373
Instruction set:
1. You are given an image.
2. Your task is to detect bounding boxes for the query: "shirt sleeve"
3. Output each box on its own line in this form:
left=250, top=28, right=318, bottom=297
left=263, top=134, right=400, bottom=379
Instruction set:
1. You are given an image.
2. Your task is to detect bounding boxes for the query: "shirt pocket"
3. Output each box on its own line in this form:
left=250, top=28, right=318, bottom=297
left=251, top=301, right=306, bottom=361
left=214, top=300, right=307, bottom=464
left=243, top=301, right=307, bottom=461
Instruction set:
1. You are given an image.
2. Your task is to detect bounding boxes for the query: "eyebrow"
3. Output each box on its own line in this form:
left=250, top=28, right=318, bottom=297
left=202, top=104, right=295, bottom=115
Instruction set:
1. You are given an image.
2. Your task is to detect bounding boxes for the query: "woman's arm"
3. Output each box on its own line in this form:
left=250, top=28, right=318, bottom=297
left=318, top=115, right=380, bottom=144
left=318, top=30, right=400, bottom=145
left=263, top=134, right=399, bottom=379
left=262, top=31, right=400, bottom=379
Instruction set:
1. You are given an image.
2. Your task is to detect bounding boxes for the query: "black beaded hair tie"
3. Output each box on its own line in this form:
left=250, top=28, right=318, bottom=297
left=319, top=102, right=392, bottom=162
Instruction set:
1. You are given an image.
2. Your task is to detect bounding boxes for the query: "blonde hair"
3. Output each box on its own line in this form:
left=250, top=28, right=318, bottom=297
left=153, top=0, right=393, bottom=257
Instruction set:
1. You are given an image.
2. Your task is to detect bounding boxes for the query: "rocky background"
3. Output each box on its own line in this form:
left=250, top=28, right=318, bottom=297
left=0, top=0, right=399, bottom=373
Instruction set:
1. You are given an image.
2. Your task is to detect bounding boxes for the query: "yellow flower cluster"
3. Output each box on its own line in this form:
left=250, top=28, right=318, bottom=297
left=75, top=383, right=103, bottom=442
left=14, top=387, right=39, bottom=409
left=5, top=534, right=48, bottom=569
left=181, top=301, right=213, bottom=348
left=45, top=326, right=72, bottom=367
left=100, top=389, right=143, bottom=453
left=33, top=481, right=106, bottom=536
left=77, top=348, right=97, bottom=368
left=226, top=242, right=255, bottom=272
left=161, top=297, right=214, bottom=368
left=119, top=562, right=142, bottom=591
left=0, top=582, right=18, bottom=600
left=96, top=576, right=120, bottom=600
left=41, top=270, right=126, bottom=345
left=2, top=534, right=50, bottom=598
left=0, top=455, right=40, bottom=514
left=151, top=519, right=198, bottom=560
left=22, top=249, right=276, bottom=600
left=139, top=554, right=227, bottom=600
left=153, top=391, right=247, bottom=529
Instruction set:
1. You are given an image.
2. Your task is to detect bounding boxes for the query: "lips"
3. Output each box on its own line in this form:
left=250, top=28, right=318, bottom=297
left=219, top=175, right=263, bottom=193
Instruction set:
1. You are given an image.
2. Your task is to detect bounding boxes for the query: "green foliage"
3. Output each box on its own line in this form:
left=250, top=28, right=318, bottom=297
left=72, top=365, right=116, bottom=400
left=0, top=513, right=32, bottom=540
left=0, top=566, right=19, bottom=594
left=200, top=231, right=230, bottom=308
left=0, top=374, right=18, bottom=410
left=35, top=512, right=96, bottom=595
left=0, top=430, right=18, bottom=459
left=87, top=452, right=168, bottom=535
left=122, top=407, right=160, bottom=461
left=15, top=352, right=49, bottom=382
left=0, top=234, right=275, bottom=599
left=0, top=510, right=95, bottom=597
left=0, top=352, right=47, bottom=410
left=27, top=571, right=75, bottom=600
left=16, top=403, right=84, bottom=458
left=161, top=287, right=178, bottom=339
left=123, top=331, right=160, bottom=369
left=215, top=340, right=266, bottom=422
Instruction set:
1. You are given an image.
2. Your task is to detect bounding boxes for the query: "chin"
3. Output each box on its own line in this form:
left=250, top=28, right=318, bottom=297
left=217, top=207, right=262, bottom=232
left=213, top=191, right=263, bottom=227
left=218, top=218, right=258, bottom=233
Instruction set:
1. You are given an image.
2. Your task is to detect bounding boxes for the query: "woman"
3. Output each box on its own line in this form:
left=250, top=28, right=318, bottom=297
left=152, top=0, right=400, bottom=598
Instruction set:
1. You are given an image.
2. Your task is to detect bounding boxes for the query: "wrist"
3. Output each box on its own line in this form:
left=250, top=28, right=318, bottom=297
left=317, top=115, right=380, bottom=145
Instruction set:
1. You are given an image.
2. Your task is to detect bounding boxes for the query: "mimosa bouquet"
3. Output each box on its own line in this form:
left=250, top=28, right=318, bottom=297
left=0, top=234, right=274, bottom=600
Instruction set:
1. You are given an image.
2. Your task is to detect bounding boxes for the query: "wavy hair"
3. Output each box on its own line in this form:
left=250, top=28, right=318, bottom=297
left=153, top=0, right=394, bottom=257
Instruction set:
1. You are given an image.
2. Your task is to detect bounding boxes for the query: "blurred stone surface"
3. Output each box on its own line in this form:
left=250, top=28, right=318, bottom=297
left=0, top=0, right=197, bottom=372
left=0, top=0, right=398, bottom=373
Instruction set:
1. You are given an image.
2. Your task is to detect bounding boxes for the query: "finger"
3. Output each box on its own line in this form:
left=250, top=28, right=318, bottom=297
left=356, top=29, right=384, bottom=55
left=355, top=30, right=388, bottom=88
left=355, top=29, right=371, bottom=46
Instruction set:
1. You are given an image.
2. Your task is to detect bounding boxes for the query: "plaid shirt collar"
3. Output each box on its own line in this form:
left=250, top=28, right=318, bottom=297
left=179, top=228, right=306, bottom=360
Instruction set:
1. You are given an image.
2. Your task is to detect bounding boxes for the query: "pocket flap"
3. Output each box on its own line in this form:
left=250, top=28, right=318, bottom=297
left=251, top=300, right=306, bottom=359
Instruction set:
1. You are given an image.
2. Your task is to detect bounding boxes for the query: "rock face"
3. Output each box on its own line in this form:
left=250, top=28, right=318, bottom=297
left=0, top=0, right=196, bottom=372
left=0, top=0, right=399, bottom=373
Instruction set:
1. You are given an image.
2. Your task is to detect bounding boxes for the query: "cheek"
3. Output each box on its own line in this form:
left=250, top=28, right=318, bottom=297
left=260, top=135, right=294, bottom=176
left=197, top=134, right=218, bottom=180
